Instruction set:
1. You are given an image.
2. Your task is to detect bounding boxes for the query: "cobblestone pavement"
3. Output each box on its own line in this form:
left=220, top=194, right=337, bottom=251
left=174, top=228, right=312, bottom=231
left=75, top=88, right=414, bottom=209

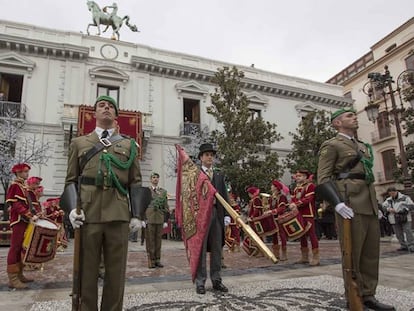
left=1, top=237, right=413, bottom=310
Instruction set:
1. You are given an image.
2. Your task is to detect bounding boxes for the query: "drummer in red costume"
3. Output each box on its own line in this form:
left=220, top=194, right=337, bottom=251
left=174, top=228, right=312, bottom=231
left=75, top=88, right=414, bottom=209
left=269, top=180, right=288, bottom=261
left=290, top=170, right=320, bottom=266
left=43, top=198, right=67, bottom=251
left=247, top=186, right=263, bottom=220
left=242, top=186, right=263, bottom=256
left=26, top=176, right=43, bottom=215
left=225, top=193, right=241, bottom=252
left=6, top=163, right=39, bottom=289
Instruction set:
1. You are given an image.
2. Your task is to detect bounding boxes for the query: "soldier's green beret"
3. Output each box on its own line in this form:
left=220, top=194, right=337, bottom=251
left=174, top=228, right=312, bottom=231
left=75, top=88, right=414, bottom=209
left=95, top=95, right=118, bottom=116
left=331, top=107, right=356, bottom=122
left=151, top=172, right=160, bottom=178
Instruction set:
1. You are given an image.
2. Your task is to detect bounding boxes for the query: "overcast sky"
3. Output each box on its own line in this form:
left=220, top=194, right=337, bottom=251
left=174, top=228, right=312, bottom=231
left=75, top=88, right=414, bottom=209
left=1, top=0, right=413, bottom=82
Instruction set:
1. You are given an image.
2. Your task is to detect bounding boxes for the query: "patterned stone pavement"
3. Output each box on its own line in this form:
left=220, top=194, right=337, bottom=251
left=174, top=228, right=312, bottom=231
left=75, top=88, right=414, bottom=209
left=1, top=237, right=414, bottom=310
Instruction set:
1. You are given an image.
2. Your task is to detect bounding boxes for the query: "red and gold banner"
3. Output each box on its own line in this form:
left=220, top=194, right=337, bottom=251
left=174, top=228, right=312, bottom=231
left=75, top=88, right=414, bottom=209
left=175, top=144, right=216, bottom=282
left=77, top=105, right=142, bottom=156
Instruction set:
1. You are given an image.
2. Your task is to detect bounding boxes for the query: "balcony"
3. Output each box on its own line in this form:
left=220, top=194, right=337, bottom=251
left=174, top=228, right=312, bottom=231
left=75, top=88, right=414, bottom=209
left=0, top=101, right=25, bottom=120
left=370, top=129, right=395, bottom=145
left=180, top=122, right=201, bottom=137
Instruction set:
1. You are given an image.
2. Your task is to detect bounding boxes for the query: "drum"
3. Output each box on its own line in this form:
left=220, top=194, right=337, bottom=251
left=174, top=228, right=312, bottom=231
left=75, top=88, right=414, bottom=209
left=242, top=237, right=260, bottom=257
left=249, top=210, right=279, bottom=237
left=277, top=207, right=312, bottom=241
left=22, top=219, right=60, bottom=264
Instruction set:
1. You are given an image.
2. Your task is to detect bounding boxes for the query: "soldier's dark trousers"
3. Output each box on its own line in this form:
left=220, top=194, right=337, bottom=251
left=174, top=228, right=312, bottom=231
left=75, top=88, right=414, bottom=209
left=80, top=222, right=129, bottom=311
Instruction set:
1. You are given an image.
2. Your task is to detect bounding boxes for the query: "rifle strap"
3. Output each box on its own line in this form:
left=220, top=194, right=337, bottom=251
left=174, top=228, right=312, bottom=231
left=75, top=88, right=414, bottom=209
left=79, top=134, right=125, bottom=173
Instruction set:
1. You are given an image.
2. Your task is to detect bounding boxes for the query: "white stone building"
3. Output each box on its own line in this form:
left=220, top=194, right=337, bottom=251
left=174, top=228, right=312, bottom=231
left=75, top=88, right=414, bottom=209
left=327, top=17, right=414, bottom=200
left=0, top=20, right=351, bottom=202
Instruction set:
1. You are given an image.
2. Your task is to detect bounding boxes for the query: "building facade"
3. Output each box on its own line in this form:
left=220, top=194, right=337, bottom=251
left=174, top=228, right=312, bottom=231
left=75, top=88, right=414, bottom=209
left=0, top=20, right=351, bottom=202
left=327, top=17, right=414, bottom=200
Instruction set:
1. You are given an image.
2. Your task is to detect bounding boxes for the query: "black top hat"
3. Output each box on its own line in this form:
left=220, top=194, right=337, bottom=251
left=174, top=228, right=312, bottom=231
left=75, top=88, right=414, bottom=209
left=198, top=143, right=216, bottom=159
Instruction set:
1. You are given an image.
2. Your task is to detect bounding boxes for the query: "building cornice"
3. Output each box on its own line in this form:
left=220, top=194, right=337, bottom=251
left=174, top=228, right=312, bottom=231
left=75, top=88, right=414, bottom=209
left=0, top=34, right=89, bottom=60
left=335, top=38, right=414, bottom=87
left=371, top=17, right=414, bottom=50
left=131, top=56, right=352, bottom=108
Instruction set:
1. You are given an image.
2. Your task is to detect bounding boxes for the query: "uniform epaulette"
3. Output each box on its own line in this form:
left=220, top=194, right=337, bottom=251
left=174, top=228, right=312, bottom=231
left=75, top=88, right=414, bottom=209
left=121, top=134, right=131, bottom=139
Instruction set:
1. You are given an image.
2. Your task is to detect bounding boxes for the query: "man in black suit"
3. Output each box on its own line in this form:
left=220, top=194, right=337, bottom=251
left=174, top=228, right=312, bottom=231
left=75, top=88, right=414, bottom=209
left=195, top=143, right=231, bottom=294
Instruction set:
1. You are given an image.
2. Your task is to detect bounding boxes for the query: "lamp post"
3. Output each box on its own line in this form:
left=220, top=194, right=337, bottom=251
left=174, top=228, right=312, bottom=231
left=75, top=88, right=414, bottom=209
left=363, top=65, right=414, bottom=194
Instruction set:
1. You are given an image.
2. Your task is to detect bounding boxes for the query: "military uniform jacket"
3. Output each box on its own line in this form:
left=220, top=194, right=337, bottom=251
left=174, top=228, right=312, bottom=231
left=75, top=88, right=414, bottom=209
left=317, top=134, right=377, bottom=215
left=145, top=187, right=169, bottom=224
left=291, top=182, right=315, bottom=218
left=65, top=131, right=142, bottom=223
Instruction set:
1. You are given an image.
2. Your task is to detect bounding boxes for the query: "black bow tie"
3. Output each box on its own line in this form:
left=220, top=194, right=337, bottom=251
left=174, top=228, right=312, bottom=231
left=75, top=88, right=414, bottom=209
left=101, top=130, right=109, bottom=139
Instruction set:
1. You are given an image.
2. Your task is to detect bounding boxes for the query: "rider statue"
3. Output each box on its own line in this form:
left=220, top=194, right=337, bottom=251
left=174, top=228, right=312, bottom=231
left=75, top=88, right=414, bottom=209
left=86, top=1, right=139, bottom=41
left=103, top=3, right=118, bottom=19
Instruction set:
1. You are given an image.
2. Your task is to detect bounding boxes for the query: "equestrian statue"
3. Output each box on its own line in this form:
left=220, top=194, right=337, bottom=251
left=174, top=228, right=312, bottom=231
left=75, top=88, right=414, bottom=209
left=86, top=1, right=139, bottom=40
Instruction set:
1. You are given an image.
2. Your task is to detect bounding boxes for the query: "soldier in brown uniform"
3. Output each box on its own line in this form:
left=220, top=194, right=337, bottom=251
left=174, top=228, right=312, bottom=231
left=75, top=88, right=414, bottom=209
left=64, top=95, right=142, bottom=311
left=317, top=107, right=395, bottom=311
left=141, top=172, right=169, bottom=268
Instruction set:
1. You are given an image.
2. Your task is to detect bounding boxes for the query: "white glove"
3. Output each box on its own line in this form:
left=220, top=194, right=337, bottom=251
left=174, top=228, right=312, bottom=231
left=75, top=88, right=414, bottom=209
left=163, top=222, right=168, bottom=229
left=129, top=218, right=144, bottom=232
left=335, top=203, right=354, bottom=219
left=224, top=216, right=231, bottom=226
left=69, top=209, right=85, bottom=229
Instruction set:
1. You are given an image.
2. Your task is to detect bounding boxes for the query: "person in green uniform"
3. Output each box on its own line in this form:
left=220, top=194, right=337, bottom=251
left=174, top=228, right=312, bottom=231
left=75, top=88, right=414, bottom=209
left=65, top=95, right=142, bottom=311
left=142, top=172, right=169, bottom=268
left=317, top=107, right=395, bottom=311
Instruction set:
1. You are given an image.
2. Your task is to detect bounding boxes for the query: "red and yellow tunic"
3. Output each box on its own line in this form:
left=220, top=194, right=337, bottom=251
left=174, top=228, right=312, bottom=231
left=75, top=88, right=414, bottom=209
left=6, top=178, right=33, bottom=227
left=291, top=182, right=316, bottom=218
left=248, top=196, right=263, bottom=219
left=269, top=193, right=288, bottom=216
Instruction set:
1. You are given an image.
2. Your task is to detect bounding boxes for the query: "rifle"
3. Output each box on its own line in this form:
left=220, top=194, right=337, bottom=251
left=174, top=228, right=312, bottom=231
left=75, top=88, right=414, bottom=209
left=343, top=184, right=364, bottom=311
left=60, top=183, right=82, bottom=310
left=215, top=193, right=278, bottom=264
left=72, top=206, right=82, bottom=310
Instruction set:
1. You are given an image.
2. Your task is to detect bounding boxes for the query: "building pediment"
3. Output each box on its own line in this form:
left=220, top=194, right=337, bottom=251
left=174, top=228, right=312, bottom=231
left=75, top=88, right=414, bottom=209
left=175, top=80, right=209, bottom=96
left=246, top=91, right=269, bottom=106
left=89, top=66, right=129, bottom=83
left=0, top=51, right=35, bottom=72
left=295, top=101, right=320, bottom=118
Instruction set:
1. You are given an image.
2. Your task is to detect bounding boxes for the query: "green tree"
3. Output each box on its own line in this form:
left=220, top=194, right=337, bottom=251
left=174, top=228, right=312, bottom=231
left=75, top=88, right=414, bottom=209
left=284, top=110, right=335, bottom=177
left=207, top=66, right=283, bottom=199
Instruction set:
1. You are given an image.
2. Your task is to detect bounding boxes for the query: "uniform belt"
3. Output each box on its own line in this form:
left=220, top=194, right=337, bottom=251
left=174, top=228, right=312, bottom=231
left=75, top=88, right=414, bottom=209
left=80, top=176, right=97, bottom=185
left=337, top=173, right=366, bottom=180
left=80, top=176, right=127, bottom=189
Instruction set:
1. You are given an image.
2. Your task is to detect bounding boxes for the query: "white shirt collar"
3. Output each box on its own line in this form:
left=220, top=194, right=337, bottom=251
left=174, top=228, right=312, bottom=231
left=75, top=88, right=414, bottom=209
left=202, top=165, right=212, bottom=173
left=338, top=132, right=354, bottom=140
left=95, top=127, right=115, bottom=138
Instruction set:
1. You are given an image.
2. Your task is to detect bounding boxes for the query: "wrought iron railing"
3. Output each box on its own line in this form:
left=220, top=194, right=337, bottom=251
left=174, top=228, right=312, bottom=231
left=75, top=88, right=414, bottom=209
left=180, top=122, right=201, bottom=136
left=0, top=101, right=25, bottom=119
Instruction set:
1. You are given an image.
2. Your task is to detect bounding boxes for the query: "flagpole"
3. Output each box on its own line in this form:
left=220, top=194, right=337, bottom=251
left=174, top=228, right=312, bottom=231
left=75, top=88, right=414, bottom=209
left=215, top=193, right=278, bottom=264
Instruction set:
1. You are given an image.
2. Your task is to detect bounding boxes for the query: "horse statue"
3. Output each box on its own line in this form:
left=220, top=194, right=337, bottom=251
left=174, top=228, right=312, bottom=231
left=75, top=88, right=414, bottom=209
left=86, top=1, right=139, bottom=40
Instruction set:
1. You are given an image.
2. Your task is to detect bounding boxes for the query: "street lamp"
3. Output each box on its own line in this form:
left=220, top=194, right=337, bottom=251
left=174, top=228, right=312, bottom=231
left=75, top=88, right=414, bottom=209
left=363, top=65, right=414, bottom=194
